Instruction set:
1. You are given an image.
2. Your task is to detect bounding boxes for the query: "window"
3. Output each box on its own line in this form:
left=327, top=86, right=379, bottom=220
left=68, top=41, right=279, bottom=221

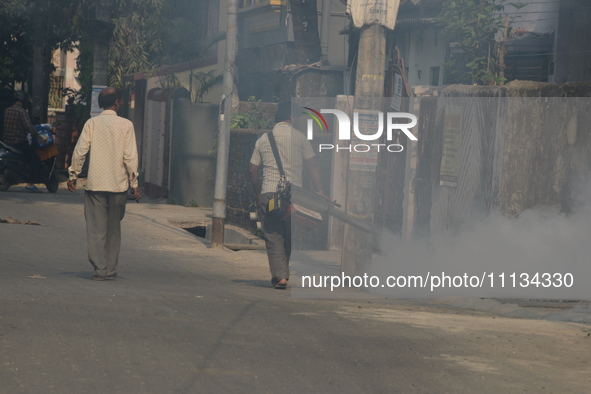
left=48, top=76, right=64, bottom=109
left=429, top=66, right=440, bottom=86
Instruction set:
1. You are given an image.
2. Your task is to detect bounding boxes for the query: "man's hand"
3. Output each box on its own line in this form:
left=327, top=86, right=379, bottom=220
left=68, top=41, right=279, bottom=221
left=131, top=187, right=141, bottom=201
left=249, top=163, right=262, bottom=200
left=316, top=191, right=330, bottom=202
left=67, top=179, right=76, bottom=192
left=31, top=130, right=44, bottom=145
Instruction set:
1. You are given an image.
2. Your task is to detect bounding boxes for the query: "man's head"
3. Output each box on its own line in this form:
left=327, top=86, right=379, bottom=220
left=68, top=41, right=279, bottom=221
left=14, top=91, right=31, bottom=108
left=275, top=101, right=292, bottom=123
left=98, top=87, right=124, bottom=110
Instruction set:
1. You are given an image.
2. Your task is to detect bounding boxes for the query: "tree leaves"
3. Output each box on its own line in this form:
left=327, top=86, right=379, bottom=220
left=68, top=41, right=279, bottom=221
left=231, top=97, right=275, bottom=130
left=0, top=0, right=221, bottom=103
left=107, top=0, right=222, bottom=98
left=0, top=0, right=81, bottom=85
left=439, top=0, right=511, bottom=85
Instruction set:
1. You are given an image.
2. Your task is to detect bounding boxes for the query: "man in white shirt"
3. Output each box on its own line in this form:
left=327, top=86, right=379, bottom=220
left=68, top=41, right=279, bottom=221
left=249, top=101, right=325, bottom=289
left=67, top=87, right=140, bottom=281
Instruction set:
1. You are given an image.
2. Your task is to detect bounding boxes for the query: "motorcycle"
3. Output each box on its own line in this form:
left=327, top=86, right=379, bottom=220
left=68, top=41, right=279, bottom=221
left=0, top=124, right=59, bottom=193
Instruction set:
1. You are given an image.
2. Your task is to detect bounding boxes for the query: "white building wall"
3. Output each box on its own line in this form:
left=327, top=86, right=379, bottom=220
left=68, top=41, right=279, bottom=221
left=325, top=2, right=350, bottom=68
left=64, top=49, right=80, bottom=96
left=396, top=1, right=560, bottom=89
left=50, top=47, right=81, bottom=109
left=403, top=28, right=448, bottom=88
left=504, top=0, right=560, bottom=35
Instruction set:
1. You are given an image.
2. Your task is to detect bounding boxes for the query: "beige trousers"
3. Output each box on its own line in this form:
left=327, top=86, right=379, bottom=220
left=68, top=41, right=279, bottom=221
left=84, top=190, right=127, bottom=276
left=258, top=192, right=292, bottom=282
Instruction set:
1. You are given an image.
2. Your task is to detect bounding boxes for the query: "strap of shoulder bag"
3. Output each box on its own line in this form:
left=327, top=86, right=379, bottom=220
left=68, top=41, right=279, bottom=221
left=267, top=131, right=286, bottom=179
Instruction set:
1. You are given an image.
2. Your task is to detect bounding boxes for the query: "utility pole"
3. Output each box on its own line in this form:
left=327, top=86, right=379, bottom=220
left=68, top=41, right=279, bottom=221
left=341, top=24, right=387, bottom=275
left=211, top=0, right=239, bottom=248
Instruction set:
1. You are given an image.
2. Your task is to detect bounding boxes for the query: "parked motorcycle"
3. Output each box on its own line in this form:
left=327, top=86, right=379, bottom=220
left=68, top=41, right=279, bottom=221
left=0, top=125, right=59, bottom=192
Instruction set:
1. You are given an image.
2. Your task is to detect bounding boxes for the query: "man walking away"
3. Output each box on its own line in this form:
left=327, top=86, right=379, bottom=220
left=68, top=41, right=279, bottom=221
left=67, top=87, right=140, bottom=281
left=249, top=101, right=325, bottom=289
left=2, top=91, right=43, bottom=192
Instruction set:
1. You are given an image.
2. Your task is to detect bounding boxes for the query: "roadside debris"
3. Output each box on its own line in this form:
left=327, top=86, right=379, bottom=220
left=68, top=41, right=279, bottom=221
left=0, top=217, right=41, bottom=225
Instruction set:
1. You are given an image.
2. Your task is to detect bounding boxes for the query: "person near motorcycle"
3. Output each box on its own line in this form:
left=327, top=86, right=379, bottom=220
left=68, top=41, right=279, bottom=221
left=2, top=91, right=43, bottom=193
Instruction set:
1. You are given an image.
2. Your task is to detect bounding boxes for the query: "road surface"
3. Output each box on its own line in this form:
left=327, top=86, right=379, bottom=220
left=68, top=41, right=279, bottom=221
left=1, top=185, right=590, bottom=393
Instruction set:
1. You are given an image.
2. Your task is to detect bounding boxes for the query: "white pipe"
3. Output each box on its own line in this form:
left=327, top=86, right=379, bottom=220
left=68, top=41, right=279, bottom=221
left=320, top=0, right=331, bottom=61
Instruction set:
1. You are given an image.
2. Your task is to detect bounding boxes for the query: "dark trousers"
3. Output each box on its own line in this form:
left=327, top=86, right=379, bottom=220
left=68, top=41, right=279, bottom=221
left=13, top=140, right=41, bottom=179
left=259, top=192, right=292, bottom=282
left=84, top=191, right=128, bottom=276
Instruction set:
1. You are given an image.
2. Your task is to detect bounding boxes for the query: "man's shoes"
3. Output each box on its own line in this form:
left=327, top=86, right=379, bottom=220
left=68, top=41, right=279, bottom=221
left=91, top=274, right=105, bottom=281
left=25, top=185, right=42, bottom=193
left=105, top=273, right=118, bottom=280
left=272, top=278, right=288, bottom=289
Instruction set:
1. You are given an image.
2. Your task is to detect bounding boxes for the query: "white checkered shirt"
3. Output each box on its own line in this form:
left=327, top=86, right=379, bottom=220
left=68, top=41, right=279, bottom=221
left=250, top=122, right=315, bottom=194
left=69, top=110, right=139, bottom=192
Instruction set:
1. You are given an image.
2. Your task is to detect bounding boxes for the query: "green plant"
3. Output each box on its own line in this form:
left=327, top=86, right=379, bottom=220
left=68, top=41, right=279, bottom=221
left=187, top=199, right=198, bottom=207
left=439, top=0, right=527, bottom=85
left=208, top=96, right=275, bottom=153
left=231, top=96, right=275, bottom=130
left=189, top=70, right=223, bottom=103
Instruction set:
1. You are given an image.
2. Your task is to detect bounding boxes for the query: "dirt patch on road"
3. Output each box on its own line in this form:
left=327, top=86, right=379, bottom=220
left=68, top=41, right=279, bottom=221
left=0, top=217, right=41, bottom=225
left=336, top=306, right=586, bottom=336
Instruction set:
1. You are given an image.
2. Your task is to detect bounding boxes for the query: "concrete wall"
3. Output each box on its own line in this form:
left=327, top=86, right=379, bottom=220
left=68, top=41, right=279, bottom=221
left=169, top=99, right=218, bottom=207
left=238, top=0, right=349, bottom=68
left=292, top=69, right=344, bottom=99
left=142, top=89, right=170, bottom=199
left=427, top=86, right=507, bottom=240
left=236, top=0, right=349, bottom=101
left=407, top=81, right=591, bottom=241
left=501, top=81, right=591, bottom=216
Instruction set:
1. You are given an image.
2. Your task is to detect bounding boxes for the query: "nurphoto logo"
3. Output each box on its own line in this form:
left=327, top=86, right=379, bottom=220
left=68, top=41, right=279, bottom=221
left=303, top=108, right=418, bottom=153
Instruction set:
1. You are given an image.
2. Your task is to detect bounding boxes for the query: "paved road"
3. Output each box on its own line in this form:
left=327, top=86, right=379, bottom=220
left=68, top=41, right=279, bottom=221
left=1, top=186, right=590, bottom=393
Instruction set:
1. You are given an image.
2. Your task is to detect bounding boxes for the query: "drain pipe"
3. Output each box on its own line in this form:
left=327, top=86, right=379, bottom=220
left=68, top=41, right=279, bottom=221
left=320, top=0, right=331, bottom=62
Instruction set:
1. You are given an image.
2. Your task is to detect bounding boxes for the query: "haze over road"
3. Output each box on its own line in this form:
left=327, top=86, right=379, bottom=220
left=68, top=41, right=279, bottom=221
left=1, top=186, right=590, bottom=393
